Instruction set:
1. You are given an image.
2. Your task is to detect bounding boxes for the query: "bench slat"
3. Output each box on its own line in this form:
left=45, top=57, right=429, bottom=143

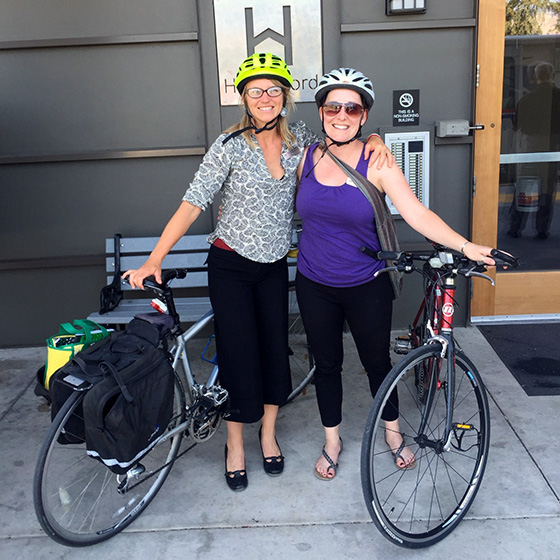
left=110, top=253, right=209, bottom=272
left=89, top=297, right=213, bottom=324
left=106, top=235, right=210, bottom=254
left=89, top=289, right=299, bottom=325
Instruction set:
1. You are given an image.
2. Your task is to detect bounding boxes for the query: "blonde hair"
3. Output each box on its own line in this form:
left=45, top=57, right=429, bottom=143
left=226, top=80, right=296, bottom=148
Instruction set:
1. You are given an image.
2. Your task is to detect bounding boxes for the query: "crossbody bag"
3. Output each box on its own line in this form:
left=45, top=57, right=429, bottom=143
left=325, top=146, right=403, bottom=299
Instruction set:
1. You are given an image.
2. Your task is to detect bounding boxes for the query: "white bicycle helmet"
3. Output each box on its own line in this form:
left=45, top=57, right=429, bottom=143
left=314, top=68, right=375, bottom=109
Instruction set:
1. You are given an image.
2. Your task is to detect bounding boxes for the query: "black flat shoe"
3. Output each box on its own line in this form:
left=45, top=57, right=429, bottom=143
left=258, top=427, right=284, bottom=477
left=224, top=444, right=248, bottom=492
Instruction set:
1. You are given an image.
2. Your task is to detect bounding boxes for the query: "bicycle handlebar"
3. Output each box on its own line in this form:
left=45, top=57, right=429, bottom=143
left=361, top=245, right=519, bottom=283
left=122, top=268, right=188, bottom=293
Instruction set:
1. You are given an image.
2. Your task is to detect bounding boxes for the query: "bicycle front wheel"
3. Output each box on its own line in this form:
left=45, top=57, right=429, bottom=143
left=33, top=374, right=186, bottom=547
left=361, top=343, right=490, bottom=548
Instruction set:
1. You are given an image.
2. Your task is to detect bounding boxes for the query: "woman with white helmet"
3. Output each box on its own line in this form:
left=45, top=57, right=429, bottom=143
left=124, top=55, right=392, bottom=492
left=295, top=68, right=496, bottom=480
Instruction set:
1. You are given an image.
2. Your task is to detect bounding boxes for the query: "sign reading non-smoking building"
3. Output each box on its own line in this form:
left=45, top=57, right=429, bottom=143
left=393, top=89, right=420, bottom=126
left=214, top=0, right=322, bottom=106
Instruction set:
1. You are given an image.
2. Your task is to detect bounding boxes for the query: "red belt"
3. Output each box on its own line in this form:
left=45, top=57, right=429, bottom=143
left=213, top=238, right=235, bottom=251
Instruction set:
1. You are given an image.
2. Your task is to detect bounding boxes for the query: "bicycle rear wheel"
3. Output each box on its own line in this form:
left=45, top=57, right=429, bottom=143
left=361, top=343, right=490, bottom=548
left=287, top=333, right=315, bottom=403
left=286, top=280, right=315, bottom=403
left=33, top=374, right=186, bottom=547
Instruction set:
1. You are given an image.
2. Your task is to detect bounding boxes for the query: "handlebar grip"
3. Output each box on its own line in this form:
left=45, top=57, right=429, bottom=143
left=377, top=250, right=402, bottom=261
left=360, top=246, right=401, bottom=261
left=140, top=268, right=187, bottom=290
left=490, top=249, right=520, bottom=269
left=360, top=246, right=378, bottom=259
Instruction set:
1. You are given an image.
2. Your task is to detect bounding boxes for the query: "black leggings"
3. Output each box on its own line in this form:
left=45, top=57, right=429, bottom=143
left=208, top=245, right=292, bottom=424
left=296, top=271, right=398, bottom=427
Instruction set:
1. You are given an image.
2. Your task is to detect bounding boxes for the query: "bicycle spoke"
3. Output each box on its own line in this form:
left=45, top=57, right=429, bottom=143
left=34, top=376, right=186, bottom=546
left=362, top=346, right=490, bottom=548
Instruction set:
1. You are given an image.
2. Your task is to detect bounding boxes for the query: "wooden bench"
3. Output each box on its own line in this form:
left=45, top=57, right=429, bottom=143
left=88, top=232, right=299, bottom=327
left=88, top=233, right=212, bottom=326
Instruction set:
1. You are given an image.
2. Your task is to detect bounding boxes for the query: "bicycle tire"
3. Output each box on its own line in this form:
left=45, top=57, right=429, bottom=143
left=33, top=374, right=186, bottom=547
left=361, top=343, right=490, bottom=548
left=412, top=277, right=437, bottom=403
left=286, top=346, right=315, bottom=403
left=286, top=280, right=315, bottom=403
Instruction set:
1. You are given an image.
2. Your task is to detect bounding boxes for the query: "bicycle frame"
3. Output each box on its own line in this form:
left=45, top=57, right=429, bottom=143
left=171, top=309, right=218, bottom=401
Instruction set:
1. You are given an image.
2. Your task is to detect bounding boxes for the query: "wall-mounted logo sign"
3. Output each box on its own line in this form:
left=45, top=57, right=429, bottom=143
left=214, top=0, right=322, bottom=106
left=393, top=89, right=420, bottom=126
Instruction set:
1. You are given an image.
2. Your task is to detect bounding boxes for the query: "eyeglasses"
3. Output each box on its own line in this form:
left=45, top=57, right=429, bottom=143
left=322, top=102, right=364, bottom=117
left=245, top=86, right=284, bottom=99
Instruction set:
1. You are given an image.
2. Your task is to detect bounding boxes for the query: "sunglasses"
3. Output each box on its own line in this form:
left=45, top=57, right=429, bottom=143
left=245, top=86, right=284, bottom=99
left=322, top=102, right=364, bottom=117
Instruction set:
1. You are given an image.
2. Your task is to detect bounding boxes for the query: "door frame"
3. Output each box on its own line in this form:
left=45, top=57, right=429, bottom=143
left=472, top=0, right=560, bottom=319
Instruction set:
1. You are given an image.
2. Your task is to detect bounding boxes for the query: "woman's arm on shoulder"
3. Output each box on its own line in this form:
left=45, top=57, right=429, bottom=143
left=363, top=134, right=395, bottom=169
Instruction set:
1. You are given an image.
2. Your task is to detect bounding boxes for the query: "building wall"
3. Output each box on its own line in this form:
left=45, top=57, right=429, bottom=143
left=0, top=0, right=478, bottom=346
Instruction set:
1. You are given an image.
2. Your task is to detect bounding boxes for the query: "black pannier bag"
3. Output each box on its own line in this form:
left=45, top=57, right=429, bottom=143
left=48, top=316, right=175, bottom=469
left=83, top=344, right=174, bottom=474
left=49, top=335, right=114, bottom=445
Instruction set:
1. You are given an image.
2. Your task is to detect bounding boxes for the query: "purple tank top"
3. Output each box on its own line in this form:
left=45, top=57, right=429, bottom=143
left=296, top=143, right=384, bottom=287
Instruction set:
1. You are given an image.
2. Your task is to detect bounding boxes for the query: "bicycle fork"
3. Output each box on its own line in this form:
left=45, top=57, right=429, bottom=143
left=416, top=276, right=462, bottom=454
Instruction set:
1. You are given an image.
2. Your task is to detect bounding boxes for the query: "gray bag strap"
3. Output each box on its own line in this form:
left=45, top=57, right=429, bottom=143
left=324, top=145, right=403, bottom=299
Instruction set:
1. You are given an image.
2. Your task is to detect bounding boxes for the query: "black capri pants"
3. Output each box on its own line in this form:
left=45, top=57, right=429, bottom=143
left=295, top=271, right=398, bottom=427
left=208, top=245, right=292, bottom=424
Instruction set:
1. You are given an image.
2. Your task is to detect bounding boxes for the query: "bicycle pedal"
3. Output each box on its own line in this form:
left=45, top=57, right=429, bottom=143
left=394, top=335, right=413, bottom=355
left=453, top=423, right=473, bottom=431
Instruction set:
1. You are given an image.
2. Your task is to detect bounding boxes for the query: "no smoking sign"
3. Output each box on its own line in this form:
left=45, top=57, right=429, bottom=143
left=393, top=89, right=420, bottom=126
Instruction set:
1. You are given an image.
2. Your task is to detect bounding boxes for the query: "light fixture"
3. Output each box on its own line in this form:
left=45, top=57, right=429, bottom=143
left=386, top=0, right=427, bottom=16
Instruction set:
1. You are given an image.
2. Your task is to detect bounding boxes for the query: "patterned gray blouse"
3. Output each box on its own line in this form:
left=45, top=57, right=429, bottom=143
left=183, top=121, right=318, bottom=263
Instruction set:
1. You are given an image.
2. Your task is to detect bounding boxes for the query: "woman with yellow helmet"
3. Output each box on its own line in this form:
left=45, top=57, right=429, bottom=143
left=124, top=53, right=392, bottom=492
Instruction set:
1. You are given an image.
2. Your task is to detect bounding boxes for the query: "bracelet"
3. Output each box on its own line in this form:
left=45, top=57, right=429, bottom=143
left=460, top=241, right=470, bottom=254
left=367, top=133, right=381, bottom=140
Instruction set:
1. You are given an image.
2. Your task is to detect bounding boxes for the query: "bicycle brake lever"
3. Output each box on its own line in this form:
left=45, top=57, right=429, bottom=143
left=464, top=270, right=495, bottom=286
left=373, top=265, right=398, bottom=278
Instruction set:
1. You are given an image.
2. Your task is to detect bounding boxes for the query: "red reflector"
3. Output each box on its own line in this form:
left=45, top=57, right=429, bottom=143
left=151, top=299, right=168, bottom=314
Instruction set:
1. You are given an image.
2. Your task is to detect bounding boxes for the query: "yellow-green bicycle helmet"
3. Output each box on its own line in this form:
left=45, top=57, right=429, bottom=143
left=234, top=52, right=293, bottom=94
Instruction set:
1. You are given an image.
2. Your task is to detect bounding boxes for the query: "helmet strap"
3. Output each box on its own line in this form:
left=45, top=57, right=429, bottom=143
left=222, top=111, right=282, bottom=145
left=252, top=112, right=281, bottom=134
left=304, top=143, right=328, bottom=179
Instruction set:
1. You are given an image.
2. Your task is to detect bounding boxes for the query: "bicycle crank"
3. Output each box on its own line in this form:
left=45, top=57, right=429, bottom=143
left=188, top=396, right=223, bottom=442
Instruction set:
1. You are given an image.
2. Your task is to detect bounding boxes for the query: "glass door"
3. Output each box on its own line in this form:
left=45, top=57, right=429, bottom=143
left=472, top=0, right=560, bottom=320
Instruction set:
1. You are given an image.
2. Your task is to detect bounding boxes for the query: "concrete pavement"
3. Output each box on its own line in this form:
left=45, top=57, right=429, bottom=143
left=0, top=327, right=558, bottom=560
